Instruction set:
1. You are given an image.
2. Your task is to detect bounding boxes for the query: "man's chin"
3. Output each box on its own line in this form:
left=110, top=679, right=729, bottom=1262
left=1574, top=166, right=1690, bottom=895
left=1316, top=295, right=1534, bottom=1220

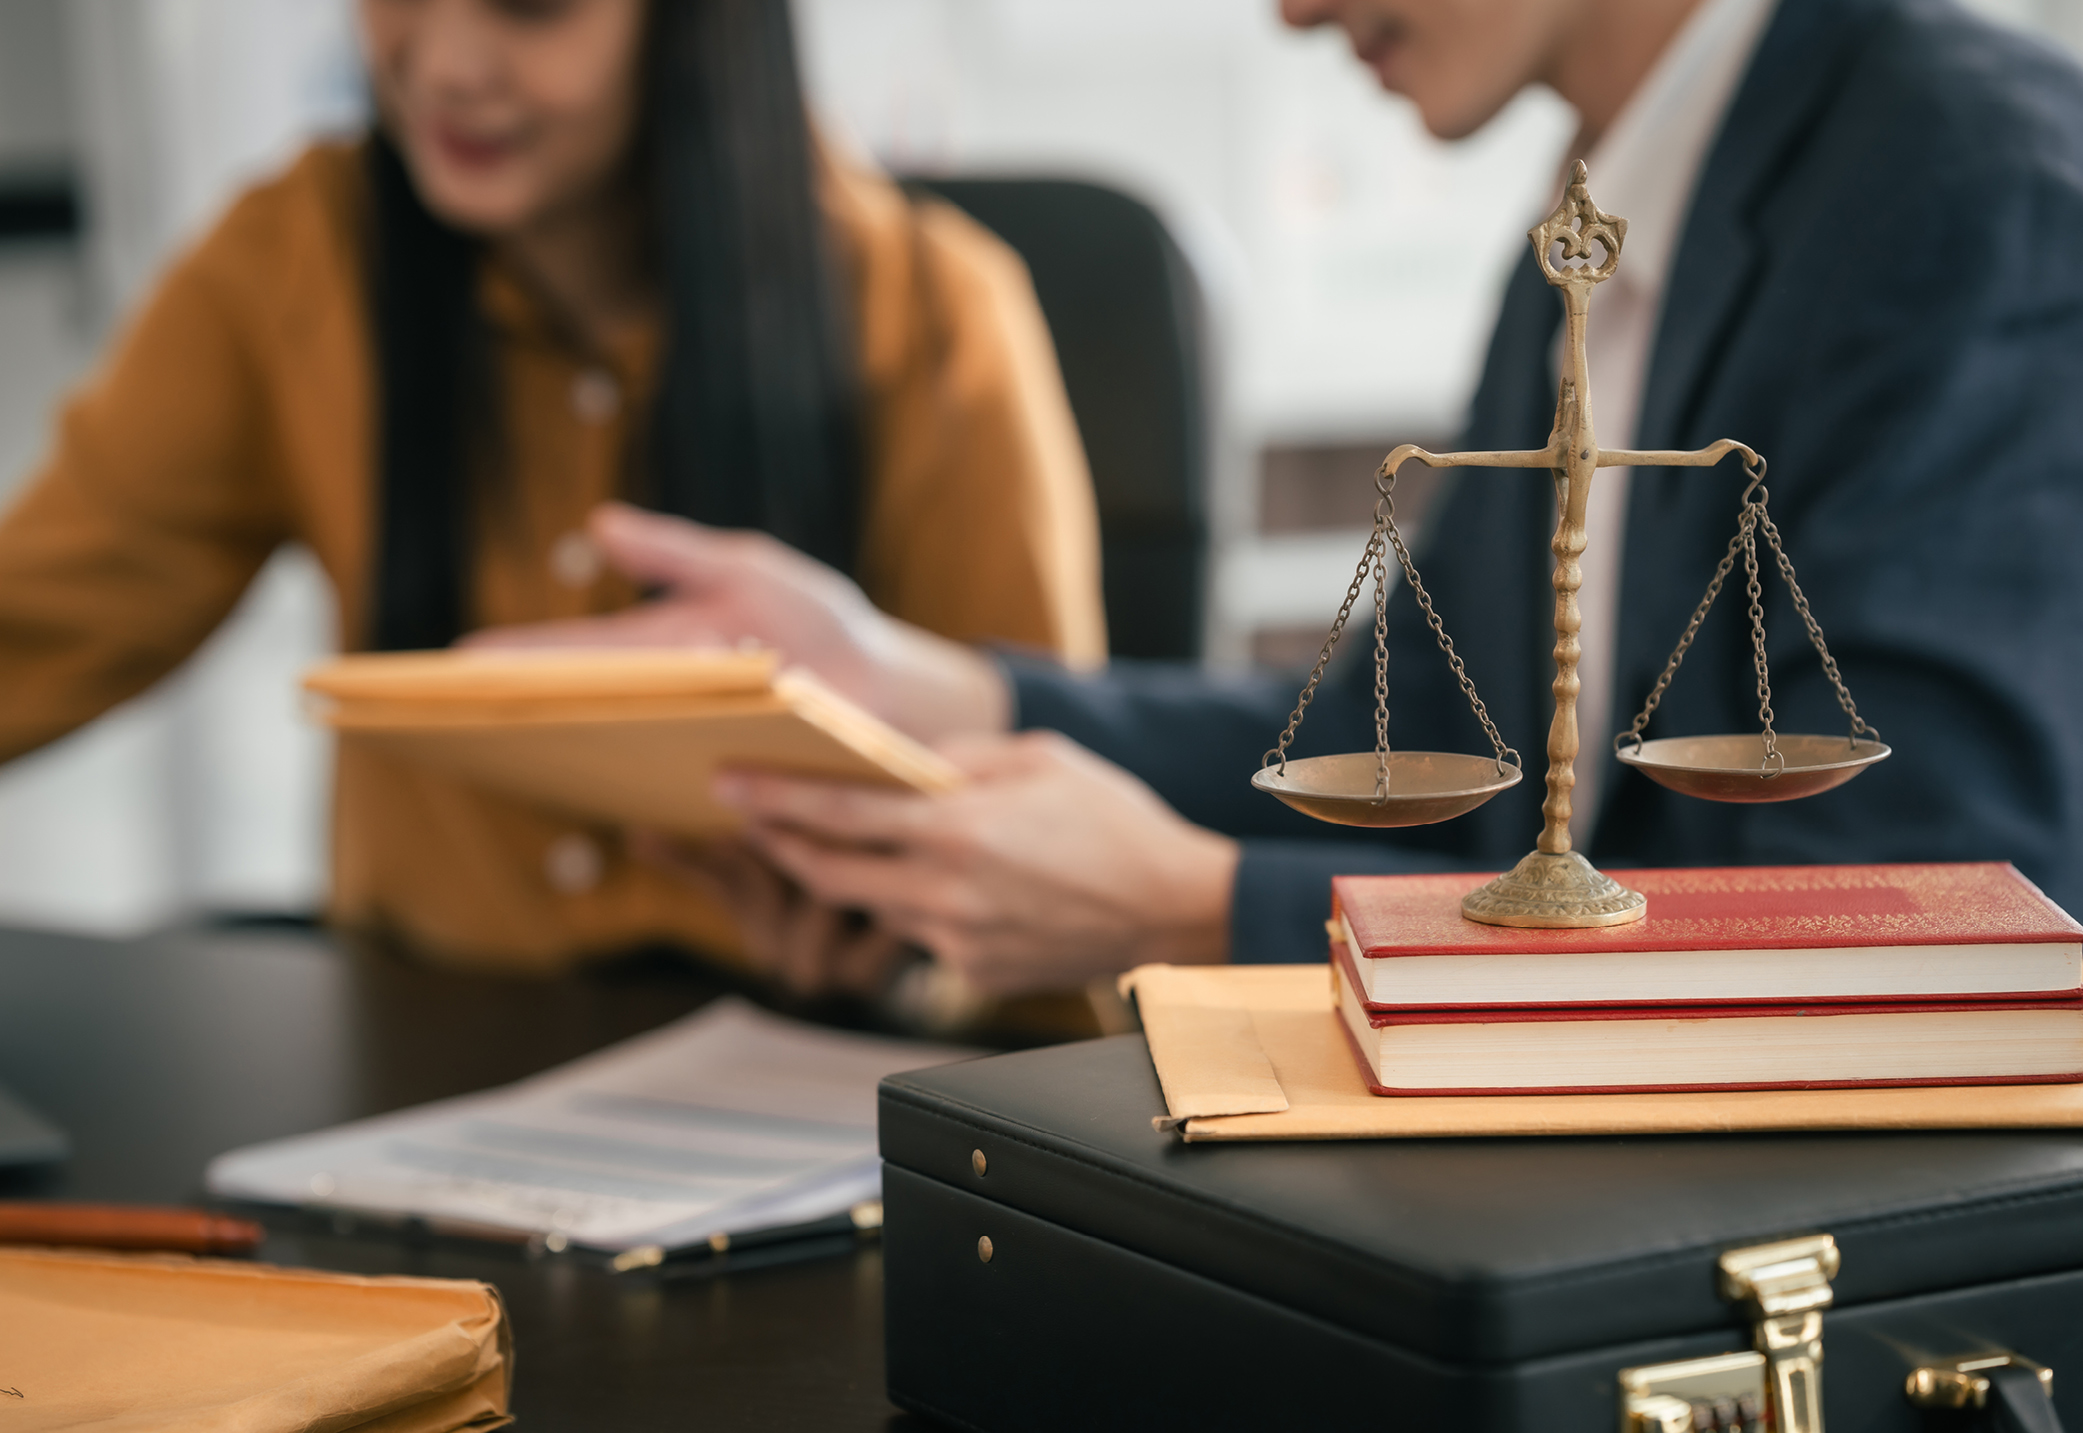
left=1401, top=85, right=1519, bottom=143
left=1355, top=48, right=1471, bottom=135
left=1421, top=111, right=1498, bottom=142
left=1345, top=40, right=1520, bottom=142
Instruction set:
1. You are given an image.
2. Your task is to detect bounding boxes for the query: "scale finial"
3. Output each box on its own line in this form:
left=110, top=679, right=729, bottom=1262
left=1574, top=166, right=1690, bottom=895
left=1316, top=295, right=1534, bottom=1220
left=1531, top=159, right=1627, bottom=289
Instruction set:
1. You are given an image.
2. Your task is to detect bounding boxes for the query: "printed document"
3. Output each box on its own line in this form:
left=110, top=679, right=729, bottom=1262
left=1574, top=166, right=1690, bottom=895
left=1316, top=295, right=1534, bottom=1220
left=207, top=998, right=974, bottom=1251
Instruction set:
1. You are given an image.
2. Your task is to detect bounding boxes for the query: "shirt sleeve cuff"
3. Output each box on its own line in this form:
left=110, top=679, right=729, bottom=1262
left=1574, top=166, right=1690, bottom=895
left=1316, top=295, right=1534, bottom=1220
left=1229, top=839, right=1470, bottom=964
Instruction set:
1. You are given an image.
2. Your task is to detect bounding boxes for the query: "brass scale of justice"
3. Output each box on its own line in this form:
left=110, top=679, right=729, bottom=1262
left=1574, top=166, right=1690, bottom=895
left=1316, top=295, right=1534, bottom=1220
left=1253, top=162, right=1891, bottom=929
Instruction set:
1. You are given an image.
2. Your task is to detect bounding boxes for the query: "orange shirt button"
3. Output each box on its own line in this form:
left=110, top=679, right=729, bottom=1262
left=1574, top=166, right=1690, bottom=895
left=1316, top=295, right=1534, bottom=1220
left=570, top=368, right=621, bottom=423
left=549, top=529, right=603, bottom=589
left=545, top=833, right=605, bottom=894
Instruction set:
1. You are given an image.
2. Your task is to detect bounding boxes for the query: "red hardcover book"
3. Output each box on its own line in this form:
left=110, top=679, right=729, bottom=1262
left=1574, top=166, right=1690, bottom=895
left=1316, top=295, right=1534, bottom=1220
left=1330, top=862, right=2082, bottom=1010
left=1328, top=936, right=2083, bottom=1096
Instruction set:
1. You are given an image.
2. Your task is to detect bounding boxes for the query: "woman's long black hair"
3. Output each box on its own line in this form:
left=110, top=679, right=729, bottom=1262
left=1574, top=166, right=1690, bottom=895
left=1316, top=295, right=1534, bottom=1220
left=368, top=0, right=862, bottom=650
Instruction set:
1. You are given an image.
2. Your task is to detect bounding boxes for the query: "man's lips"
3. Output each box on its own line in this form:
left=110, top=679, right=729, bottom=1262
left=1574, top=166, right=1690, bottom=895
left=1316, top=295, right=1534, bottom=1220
left=1348, top=22, right=1409, bottom=82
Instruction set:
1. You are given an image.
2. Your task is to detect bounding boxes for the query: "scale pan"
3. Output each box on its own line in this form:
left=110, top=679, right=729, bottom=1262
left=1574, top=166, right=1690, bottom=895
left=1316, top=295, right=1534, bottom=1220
left=1251, top=752, right=1522, bottom=828
left=1617, top=733, right=1890, bottom=803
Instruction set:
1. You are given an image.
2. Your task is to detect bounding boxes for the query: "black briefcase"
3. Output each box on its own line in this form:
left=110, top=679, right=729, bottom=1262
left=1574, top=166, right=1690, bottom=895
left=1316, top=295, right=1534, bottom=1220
left=880, top=1034, right=2083, bottom=1432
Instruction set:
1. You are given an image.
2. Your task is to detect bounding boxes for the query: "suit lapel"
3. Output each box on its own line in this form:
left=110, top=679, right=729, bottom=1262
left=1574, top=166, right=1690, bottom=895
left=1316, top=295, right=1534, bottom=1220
left=1636, top=0, right=1882, bottom=451
left=1466, top=248, right=1564, bottom=453
left=1603, top=0, right=1883, bottom=847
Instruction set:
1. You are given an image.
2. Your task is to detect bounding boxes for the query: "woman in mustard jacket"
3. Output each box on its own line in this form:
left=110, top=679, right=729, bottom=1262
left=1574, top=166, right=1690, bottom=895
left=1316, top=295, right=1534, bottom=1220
left=0, top=0, right=1105, bottom=971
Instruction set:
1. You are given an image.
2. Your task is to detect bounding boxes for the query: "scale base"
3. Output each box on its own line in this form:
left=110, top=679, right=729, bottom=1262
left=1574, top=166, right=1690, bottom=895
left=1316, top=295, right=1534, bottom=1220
left=1460, top=850, right=1648, bottom=929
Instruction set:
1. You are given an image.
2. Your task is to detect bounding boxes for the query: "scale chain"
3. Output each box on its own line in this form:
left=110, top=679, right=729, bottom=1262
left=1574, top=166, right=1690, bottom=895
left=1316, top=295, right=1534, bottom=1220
left=1617, top=457, right=1879, bottom=770
left=1756, top=506, right=1880, bottom=747
left=1379, top=492, right=1519, bottom=776
left=1618, top=518, right=1749, bottom=755
left=1372, top=518, right=1391, bottom=799
left=1263, top=465, right=1521, bottom=798
left=1263, top=521, right=1384, bottom=776
left=1741, top=504, right=1784, bottom=774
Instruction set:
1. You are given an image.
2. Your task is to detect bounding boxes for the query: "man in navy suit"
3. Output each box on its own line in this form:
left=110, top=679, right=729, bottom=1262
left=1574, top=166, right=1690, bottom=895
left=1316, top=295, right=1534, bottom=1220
left=487, top=0, right=2083, bottom=991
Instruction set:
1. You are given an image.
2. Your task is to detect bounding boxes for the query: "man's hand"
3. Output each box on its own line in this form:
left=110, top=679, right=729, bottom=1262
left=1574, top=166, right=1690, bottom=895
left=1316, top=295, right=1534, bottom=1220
left=629, top=832, right=914, bottom=999
left=466, top=503, right=1012, bottom=744
left=713, top=732, right=1240, bottom=997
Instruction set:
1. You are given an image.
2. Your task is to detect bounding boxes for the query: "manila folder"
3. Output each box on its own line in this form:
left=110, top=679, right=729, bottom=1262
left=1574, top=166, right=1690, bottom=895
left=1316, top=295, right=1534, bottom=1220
left=0, top=1246, right=510, bottom=1431
left=303, top=648, right=962, bottom=838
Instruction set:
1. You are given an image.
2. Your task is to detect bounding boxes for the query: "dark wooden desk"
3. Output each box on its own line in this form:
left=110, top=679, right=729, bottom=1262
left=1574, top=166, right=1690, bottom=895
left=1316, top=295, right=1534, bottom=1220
left=0, top=924, right=931, bottom=1430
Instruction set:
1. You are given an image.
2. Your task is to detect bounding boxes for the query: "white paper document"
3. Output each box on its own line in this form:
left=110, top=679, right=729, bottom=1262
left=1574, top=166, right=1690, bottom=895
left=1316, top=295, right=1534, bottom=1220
left=206, top=998, right=975, bottom=1252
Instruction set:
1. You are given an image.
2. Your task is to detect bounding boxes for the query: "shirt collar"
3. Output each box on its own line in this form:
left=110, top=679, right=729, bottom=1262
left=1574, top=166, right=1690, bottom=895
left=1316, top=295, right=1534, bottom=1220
left=1581, top=0, right=1781, bottom=306
left=478, top=256, right=660, bottom=389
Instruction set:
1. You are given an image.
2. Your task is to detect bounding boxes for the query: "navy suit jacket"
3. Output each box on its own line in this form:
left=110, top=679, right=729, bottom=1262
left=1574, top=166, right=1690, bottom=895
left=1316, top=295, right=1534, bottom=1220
left=1011, top=0, right=2083, bottom=962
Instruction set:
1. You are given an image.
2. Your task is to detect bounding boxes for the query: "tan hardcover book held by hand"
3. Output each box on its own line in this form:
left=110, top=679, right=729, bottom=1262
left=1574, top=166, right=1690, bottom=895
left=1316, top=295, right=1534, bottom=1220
left=303, top=648, right=963, bottom=837
left=0, top=1246, right=510, bottom=1431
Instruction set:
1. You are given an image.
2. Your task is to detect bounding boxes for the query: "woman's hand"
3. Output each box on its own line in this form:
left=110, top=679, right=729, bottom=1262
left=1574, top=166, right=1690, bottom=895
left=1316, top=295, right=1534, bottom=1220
left=713, top=732, right=1240, bottom=997
left=466, top=503, right=1012, bottom=744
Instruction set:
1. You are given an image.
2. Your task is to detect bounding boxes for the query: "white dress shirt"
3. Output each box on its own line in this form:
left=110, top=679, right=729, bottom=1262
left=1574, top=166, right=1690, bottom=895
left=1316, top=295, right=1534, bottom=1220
left=1559, top=0, right=1779, bottom=845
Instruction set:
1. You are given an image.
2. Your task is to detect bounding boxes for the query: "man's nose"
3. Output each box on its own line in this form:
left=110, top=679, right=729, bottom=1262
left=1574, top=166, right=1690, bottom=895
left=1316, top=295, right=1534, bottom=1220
left=1278, top=0, right=1344, bottom=29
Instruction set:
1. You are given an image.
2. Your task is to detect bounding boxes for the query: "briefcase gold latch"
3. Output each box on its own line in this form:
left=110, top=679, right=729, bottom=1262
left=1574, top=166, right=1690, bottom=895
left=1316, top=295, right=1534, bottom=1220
left=1906, top=1352, right=2053, bottom=1412
left=1619, top=1352, right=1768, bottom=1432
left=1617, top=1233, right=1838, bottom=1433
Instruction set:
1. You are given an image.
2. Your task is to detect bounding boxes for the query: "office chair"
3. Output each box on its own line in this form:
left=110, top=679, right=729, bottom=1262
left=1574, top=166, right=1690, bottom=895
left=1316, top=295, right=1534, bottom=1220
left=906, top=177, right=1211, bottom=661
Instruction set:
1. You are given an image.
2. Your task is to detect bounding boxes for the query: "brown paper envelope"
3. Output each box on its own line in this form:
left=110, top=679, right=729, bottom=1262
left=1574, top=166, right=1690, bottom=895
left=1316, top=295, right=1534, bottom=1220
left=0, top=1247, right=510, bottom=1432
left=1130, top=967, right=1291, bottom=1128
left=1121, top=964, right=2083, bottom=1142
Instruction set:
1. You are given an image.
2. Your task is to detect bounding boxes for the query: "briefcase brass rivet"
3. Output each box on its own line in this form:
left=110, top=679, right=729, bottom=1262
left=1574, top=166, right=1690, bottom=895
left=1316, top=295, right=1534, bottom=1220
left=977, top=1235, right=994, bottom=1264
left=971, top=1149, right=987, bottom=1177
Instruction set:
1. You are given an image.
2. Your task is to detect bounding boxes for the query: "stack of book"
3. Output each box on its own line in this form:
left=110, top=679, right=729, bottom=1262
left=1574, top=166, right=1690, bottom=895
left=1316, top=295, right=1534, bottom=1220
left=1330, top=863, right=2083, bottom=1096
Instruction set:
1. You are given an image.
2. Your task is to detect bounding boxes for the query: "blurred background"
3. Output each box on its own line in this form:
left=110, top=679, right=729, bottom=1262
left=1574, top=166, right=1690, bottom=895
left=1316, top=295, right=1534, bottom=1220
left=0, top=0, right=2073, bottom=936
